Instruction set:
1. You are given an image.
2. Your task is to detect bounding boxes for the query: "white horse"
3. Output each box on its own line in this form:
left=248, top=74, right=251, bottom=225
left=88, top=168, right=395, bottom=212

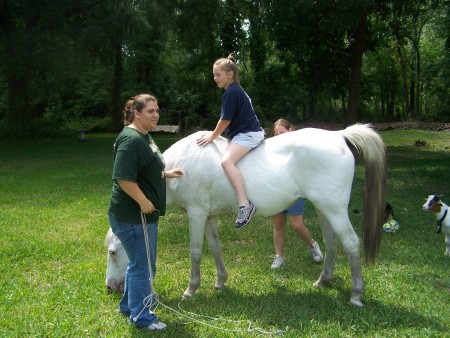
left=105, top=228, right=128, bottom=292
left=106, top=124, right=386, bottom=307
left=165, top=124, right=386, bottom=307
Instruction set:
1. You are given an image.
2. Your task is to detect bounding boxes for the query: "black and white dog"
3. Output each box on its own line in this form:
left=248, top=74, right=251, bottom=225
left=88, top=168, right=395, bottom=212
left=422, top=195, right=450, bottom=256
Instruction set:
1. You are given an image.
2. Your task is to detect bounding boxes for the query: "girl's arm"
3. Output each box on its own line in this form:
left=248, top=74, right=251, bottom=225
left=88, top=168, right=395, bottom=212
left=196, top=119, right=230, bottom=146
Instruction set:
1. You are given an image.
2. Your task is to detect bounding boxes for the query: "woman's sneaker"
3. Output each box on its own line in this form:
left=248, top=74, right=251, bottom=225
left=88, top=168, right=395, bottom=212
left=309, top=241, right=324, bottom=263
left=271, top=255, right=284, bottom=269
left=235, top=201, right=256, bottom=228
left=146, top=321, right=167, bottom=331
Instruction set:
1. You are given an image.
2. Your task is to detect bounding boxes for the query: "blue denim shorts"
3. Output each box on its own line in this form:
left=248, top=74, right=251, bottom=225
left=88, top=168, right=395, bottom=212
left=230, top=130, right=265, bottom=149
left=283, top=198, right=305, bottom=216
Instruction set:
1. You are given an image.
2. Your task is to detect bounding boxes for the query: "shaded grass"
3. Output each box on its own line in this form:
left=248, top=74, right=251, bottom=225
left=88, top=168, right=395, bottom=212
left=0, top=130, right=449, bottom=337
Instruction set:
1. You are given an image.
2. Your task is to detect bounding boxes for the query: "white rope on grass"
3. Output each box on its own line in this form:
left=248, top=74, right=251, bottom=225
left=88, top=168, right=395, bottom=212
left=132, top=211, right=159, bottom=323
left=138, top=212, right=286, bottom=335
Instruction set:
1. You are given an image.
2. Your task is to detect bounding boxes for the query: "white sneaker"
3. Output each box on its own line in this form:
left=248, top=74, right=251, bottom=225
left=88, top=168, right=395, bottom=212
left=309, top=241, right=323, bottom=263
left=146, top=321, right=167, bottom=331
left=235, top=201, right=256, bottom=228
left=271, top=255, right=284, bottom=269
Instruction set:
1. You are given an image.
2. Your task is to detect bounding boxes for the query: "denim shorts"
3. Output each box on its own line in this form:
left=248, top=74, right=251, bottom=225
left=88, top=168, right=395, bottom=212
left=283, top=198, right=305, bottom=216
left=230, top=130, right=265, bottom=149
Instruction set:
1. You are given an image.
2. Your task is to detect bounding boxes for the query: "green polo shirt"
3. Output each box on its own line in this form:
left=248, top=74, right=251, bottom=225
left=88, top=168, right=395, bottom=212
left=108, top=126, right=166, bottom=224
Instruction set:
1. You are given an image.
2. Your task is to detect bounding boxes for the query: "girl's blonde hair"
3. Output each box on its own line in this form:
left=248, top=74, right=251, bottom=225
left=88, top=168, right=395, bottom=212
left=123, top=94, right=157, bottom=125
left=214, top=53, right=240, bottom=84
left=273, top=118, right=294, bottom=133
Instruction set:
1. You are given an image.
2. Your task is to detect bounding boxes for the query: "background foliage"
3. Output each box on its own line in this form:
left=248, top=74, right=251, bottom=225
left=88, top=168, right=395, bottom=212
left=0, top=0, right=448, bottom=139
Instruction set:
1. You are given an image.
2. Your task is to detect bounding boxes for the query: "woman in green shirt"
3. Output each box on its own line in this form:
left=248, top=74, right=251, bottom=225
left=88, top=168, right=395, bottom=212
left=108, top=94, right=183, bottom=331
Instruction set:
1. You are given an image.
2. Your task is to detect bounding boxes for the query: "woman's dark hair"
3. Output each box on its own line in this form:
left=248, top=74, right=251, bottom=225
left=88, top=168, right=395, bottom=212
left=123, top=94, right=157, bottom=125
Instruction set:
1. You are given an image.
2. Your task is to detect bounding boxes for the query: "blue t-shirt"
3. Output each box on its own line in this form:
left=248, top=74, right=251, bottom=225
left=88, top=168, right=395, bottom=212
left=220, top=82, right=262, bottom=139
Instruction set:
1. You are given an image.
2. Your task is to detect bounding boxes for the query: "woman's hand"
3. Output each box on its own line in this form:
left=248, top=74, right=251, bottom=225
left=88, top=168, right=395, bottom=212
left=117, top=179, right=158, bottom=214
left=140, top=199, right=157, bottom=215
left=165, top=168, right=184, bottom=179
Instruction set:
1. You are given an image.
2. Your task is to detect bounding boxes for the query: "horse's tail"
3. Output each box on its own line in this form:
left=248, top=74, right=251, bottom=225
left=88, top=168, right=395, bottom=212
left=340, top=124, right=387, bottom=263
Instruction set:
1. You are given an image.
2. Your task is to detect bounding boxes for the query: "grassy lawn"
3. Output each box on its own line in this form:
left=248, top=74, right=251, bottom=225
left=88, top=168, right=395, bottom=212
left=0, top=129, right=449, bottom=337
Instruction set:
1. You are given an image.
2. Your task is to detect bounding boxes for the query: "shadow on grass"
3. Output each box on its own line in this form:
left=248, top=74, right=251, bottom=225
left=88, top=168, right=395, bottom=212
left=131, top=281, right=448, bottom=337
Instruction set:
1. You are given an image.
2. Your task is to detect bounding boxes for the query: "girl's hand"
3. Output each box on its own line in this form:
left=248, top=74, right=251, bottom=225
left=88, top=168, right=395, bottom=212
left=196, top=134, right=213, bottom=147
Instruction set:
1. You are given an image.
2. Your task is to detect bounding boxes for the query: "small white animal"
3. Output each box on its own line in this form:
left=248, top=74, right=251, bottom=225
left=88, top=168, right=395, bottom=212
left=422, top=195, right=450, bottom=256
left=105, top=228, right=128, bottom=292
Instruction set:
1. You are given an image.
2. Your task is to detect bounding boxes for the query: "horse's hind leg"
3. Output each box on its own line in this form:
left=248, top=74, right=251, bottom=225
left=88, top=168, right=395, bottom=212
left=338, top=218, right=364, bottom=307
left=315, top=210, right=364, bottom=307
left=205, top=215, right=228, bottom=290
left=313, top=210, right=337, bottom=287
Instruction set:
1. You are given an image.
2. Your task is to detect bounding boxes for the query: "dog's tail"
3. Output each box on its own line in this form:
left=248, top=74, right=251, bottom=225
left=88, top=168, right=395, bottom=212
left=385, top=202, right=394, bottom=221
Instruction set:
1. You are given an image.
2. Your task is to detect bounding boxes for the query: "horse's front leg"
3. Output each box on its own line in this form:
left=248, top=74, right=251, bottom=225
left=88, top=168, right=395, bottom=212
left=183, top=209, right=208, bottom=298
left=205, top=215, right=228, bottom=290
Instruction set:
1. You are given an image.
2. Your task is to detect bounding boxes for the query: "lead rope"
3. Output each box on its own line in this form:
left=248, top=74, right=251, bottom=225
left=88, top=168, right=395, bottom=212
left=136, top=211, right=286, bottom=335
left=132, top=212, right=158, bottom=322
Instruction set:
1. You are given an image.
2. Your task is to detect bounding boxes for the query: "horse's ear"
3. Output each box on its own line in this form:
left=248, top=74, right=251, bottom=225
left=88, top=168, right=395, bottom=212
left=437, top=194, right=444, bottom=198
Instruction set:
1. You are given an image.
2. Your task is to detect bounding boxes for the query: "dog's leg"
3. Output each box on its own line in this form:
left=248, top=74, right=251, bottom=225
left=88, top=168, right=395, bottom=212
left=445, top=233, right=450, bottom=256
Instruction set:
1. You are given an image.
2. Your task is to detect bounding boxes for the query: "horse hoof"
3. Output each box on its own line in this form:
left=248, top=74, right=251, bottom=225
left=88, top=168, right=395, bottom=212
left=313, top=278, right=331, bottom=287
left=183, top=290, right=194, bottom=299
left=349, top=298, right=364, bottom=307
left=215, top=283, right=226, bottom=290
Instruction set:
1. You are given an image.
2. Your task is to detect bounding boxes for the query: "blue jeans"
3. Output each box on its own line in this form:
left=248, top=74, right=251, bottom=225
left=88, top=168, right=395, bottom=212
left=108, top=214, right=159, bottom=328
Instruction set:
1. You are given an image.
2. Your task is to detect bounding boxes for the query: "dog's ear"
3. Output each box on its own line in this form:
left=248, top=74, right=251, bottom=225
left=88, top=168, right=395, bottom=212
left=432, top=195, right=442, bottom=202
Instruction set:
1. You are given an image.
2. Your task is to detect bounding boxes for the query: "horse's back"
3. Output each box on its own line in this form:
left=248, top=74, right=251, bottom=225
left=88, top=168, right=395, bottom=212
left=239, top=128, right=355, bottom=215
left=164, top=128, right=355, bottom=217
left=164, top=132, right=236, bottom=212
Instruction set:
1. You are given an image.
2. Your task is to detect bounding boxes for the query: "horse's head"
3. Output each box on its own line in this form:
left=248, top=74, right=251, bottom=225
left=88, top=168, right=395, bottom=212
left=105, top=228, right=128, bottom=293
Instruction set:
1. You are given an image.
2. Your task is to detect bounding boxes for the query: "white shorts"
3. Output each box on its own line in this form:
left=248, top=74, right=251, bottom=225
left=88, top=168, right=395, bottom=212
left=230, top=130, right=265, bottom=149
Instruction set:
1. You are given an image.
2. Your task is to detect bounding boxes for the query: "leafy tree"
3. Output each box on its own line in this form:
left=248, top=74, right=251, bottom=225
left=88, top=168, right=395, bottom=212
left=0, top=0, right=448, bottom=139
left=259, top=0, right=372, bottom=123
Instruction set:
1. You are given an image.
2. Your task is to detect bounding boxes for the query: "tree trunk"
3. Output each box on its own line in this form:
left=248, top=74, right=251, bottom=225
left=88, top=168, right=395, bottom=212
left=391, top=18, right=409, bottom=120
left=412, top=25, right=423, bottom=119
left=111, top=39, right=123, bottom=130
left=409, top=75, right=415, bottom=120
left=1, top=2, right=32, bottom=129
left=346, top=16, right=367, bottom=125
left=8, top=74, right=31, bottom=126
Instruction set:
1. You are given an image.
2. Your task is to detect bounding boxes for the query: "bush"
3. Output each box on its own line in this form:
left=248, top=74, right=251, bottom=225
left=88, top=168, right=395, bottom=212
left=63, top=116, right=113, bottom=133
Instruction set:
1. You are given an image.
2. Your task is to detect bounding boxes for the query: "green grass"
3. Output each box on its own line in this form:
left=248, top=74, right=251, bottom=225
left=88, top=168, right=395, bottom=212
left=0, top=130, right=449, bottom=337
